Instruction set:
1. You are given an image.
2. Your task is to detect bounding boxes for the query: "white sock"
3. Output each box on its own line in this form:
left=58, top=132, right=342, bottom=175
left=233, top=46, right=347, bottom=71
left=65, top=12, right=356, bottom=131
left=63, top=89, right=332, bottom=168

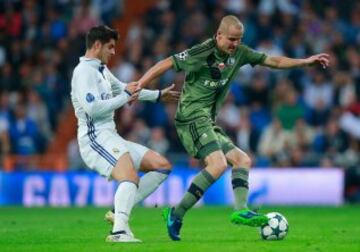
left=134, top=170, right=170, bottom=204
left=112, top=181, right=137, bottom=233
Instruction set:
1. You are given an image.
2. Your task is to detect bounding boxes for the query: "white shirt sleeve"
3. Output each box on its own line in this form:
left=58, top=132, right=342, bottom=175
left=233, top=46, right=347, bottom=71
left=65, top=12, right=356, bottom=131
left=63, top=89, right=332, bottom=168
left=73, top=66, right=130, bottom=119
left=138, top=89, right=161, bottom=101
left=106, top=67, right=160, bottom=102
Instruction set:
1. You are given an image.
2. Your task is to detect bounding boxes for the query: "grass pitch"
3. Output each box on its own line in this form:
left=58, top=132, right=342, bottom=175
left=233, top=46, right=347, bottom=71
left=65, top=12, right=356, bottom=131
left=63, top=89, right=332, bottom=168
left=0, top=206, right=359, bottom=252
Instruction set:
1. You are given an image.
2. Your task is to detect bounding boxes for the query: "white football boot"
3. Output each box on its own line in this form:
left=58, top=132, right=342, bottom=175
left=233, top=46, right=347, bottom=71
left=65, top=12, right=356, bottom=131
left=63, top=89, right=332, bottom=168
left=105, top=231, right=142, bottom=243
left=105, top=211, right=135, bottom=237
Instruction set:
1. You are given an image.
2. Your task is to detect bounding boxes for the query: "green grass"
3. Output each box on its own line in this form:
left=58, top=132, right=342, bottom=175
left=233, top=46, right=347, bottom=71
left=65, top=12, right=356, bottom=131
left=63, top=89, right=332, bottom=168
left=0, top=206, right=360, bottom=252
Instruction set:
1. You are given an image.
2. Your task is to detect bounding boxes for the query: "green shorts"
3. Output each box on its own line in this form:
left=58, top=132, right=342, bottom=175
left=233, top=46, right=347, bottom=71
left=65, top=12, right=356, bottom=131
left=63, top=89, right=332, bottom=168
left=175, top=117, right=235, bottom=160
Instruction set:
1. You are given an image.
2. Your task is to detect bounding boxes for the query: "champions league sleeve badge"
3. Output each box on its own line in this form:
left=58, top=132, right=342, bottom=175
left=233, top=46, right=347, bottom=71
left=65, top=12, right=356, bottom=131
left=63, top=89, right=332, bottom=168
left=86, top=93, right=95, bottom=103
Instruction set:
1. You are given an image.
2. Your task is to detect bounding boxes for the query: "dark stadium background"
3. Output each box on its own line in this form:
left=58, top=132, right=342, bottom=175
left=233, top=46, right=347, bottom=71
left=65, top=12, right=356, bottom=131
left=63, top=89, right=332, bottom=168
left=0, top=0, right=359, bottom=205
left=1, top=1, right=360, bottom=251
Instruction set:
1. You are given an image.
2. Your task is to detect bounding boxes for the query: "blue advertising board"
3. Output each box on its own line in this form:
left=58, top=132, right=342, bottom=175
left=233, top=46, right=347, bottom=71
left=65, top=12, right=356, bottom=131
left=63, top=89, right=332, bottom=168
left=0, top=167, right=344, bottom=206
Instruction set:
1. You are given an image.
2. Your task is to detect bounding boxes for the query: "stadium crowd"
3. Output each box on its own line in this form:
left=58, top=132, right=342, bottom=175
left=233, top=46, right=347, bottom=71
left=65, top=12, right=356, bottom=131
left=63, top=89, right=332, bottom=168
left=0, top=0, right=359, bottom=201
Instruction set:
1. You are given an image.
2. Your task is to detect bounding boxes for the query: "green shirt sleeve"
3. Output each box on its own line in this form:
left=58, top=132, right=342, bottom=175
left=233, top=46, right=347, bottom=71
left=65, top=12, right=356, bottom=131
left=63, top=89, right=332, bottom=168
left=171, top=49, right=203, bottom=73
left=171, top=39, right=215, bottom=73
left=240, top=45, right=267, bottom=67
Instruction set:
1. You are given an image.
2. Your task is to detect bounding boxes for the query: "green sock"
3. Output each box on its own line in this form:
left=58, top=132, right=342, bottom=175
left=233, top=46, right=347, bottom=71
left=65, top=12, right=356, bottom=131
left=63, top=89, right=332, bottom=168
left=173, top=169, right=215, bottom=219
left=232, top=168, right=249, bottom=210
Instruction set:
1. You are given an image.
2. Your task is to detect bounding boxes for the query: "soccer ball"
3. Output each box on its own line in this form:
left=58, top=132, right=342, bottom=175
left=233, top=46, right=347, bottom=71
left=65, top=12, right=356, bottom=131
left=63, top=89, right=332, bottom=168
left=260, top=212, right=289, bottom=241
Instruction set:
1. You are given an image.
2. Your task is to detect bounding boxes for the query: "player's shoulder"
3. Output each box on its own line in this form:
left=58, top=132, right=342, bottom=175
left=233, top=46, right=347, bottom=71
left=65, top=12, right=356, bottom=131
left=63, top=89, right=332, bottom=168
left=187, top=38, right=216, bottom=57
left=237, top=44, right=261, bottom=55
left=237, top=44, right=252, bottom=52
left=73, top=61, right=95, bottom=76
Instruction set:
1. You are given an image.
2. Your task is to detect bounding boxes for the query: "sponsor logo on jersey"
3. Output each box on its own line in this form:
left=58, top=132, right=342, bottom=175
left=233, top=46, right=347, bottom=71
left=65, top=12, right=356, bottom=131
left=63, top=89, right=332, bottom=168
left=101, top=92, right=111, bottom=100
left=220, top=78, right=228, bottom=86
left=204, top=80, right=218, bottom=87
left=86, top=93, right=95, bottom=103
left=204, top=78, right=229, bottom=87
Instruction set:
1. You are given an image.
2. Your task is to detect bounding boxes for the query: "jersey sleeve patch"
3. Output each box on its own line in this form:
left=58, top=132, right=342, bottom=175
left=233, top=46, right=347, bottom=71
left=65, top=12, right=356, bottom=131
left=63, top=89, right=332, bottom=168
left=175, top=50, right=189, bottom=61
left=86, top=93, right=95, bottom=103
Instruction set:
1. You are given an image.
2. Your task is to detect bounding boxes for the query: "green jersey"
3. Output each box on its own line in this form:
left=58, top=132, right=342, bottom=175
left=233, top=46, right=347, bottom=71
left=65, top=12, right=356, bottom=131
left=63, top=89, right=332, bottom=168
left=172, top=38, right=267, bottom=122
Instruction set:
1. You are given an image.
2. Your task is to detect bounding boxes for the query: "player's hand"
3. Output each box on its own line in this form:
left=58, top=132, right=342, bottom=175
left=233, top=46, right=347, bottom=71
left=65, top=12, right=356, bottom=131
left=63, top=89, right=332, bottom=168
left=125, top=82, right=141, bottom=103
left=305, top=53, right=330, bottom=69
left=160, top=84, right=181, bottom=103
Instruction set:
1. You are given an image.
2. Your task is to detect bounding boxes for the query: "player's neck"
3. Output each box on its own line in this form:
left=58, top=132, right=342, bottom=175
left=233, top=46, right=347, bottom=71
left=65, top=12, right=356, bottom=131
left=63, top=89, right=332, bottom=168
left=85, top=50, right=102, bottom=62
left=214, top=37, right=230, bottom=56
left=215, top=43, right=229, bottom=57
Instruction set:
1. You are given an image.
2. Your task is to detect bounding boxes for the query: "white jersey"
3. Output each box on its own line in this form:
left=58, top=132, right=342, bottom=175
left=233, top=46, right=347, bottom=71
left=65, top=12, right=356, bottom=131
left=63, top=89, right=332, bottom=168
left=71, top=57, right=160, bottom=177
left=71, top=56, right=159, bottom=139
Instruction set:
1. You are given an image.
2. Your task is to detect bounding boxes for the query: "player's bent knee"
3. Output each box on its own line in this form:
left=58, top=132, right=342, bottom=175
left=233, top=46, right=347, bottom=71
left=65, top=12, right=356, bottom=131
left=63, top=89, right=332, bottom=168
left=112, top=165, right=139, bottom=184
left=240, top=154, right=252, bottom=168
left=210, top=159, right=227, bottom=172
left=151, top=157, right=172, bottom=170
left=112, top=153, right=140, bottom=183
left=160, top=159, right=172, bottom=170
left=128, top=168, right=140, bottom=182
left=230, top=152, right=252, bottom=169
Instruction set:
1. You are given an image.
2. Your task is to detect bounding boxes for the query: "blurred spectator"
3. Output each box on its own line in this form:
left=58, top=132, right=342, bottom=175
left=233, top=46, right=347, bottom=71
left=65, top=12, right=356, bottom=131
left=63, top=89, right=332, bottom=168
left=306, top=99, right=331, bottom=127
left=26, top=90, right=52, bottom=142
left=67, top=138, right=86, bottom=170
left=112, top=56, right=136, bottom=83
left=0, top=63, right=19, bottom=91
left=8, top=103, right=43, bottom=155
left=147, top=127, right=169, bottom=155
left=314, top=118, right=349, bottom=154
left=275, top=88, right=305, bottom=130
left=92, top=0, right=123, bottom=25
left=287, top=119, right=314, bottom=151
left=247, top=73, right=270, bottom=107
left=235, top=109, right=260, bottom=154
left=218, top=94, right=241, bottom=133
left=335, top=138, right=360, bottom=169
left=339, top=105, right=360, bottom=140
left=258, top=119, right=288, bottom=163
left=333, top=71, right=356, bottom=108
left=127, top=119, right=151, bottom=146
left=70, top=1, right=99, bottom=36
left=0, top=93, right=10, bottom=164
left=304, top=70, right=334, bottom=110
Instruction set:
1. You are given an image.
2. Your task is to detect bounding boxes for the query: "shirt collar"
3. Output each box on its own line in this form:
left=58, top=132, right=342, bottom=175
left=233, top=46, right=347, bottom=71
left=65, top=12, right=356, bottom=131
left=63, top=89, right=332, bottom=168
left=79, top=56, right=105, bottom=71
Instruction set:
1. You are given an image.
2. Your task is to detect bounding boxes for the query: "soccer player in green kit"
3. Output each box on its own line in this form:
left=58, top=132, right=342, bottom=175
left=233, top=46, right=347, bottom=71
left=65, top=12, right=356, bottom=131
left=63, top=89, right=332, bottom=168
left=137, top=15, right=330, bottom=241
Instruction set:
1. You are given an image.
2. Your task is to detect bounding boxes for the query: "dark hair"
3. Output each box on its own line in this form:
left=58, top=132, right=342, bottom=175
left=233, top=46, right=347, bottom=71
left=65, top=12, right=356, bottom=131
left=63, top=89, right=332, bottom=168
left=86, top=25, right=119, bottom=49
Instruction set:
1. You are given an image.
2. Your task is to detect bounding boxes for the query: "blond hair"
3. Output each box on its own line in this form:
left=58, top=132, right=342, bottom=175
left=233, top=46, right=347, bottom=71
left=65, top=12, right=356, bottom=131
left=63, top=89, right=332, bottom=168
left=218, top=15, right=244, bottom=33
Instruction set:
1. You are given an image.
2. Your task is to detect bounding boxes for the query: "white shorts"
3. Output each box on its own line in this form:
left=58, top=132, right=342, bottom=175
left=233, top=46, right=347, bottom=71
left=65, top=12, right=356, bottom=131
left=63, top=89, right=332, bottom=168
left=78, top=129, right=149, bottom=179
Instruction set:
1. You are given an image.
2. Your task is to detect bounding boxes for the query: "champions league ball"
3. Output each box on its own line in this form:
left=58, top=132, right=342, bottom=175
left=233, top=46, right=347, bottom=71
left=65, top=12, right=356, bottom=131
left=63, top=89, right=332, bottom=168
left=260, top=212, right=289, bottom=240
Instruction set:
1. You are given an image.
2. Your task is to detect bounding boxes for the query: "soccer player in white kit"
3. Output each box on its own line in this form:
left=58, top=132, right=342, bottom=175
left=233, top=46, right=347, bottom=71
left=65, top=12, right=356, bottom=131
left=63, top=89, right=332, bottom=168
left=70, top=25, right=180, bottom=243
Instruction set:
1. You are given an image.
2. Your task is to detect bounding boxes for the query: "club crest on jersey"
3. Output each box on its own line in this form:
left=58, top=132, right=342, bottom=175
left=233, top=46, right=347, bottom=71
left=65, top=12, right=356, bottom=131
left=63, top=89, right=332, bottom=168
left=112, top=148, right=120, bottom=154
left=218, top=62, right=225, bottom=70
left=86, top=93, right=95, bottom=103
left=227, top=57, right=235, bottom=66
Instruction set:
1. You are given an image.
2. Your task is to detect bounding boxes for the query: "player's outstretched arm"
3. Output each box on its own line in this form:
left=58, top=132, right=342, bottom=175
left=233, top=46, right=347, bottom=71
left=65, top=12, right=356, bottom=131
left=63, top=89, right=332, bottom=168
left=138, top=57, right=173, bottom=88
left=125, top=82, right=141, bottom=103
left=261, top=53, right=330, bottom=69
left=136, top=83, right=180, bottom=103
